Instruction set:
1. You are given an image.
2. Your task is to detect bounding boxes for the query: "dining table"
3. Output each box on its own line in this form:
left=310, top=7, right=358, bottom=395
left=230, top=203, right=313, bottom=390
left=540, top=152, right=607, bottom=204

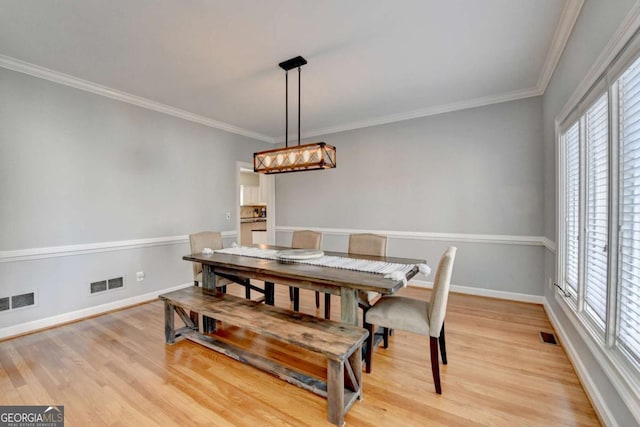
left=183, top=244, right=426, bottom=330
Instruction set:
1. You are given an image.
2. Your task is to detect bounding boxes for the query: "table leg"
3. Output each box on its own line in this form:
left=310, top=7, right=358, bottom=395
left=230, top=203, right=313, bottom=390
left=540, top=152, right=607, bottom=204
left=340, top=288, right=358, bottom=325
left=201, top=264, right=218, bottom=333
left=264, top=282, right=275, bottom=305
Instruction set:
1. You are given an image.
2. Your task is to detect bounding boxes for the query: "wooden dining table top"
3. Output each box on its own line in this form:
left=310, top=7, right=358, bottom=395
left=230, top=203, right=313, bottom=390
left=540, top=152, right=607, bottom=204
left=183, top=244, right=426, bottom=295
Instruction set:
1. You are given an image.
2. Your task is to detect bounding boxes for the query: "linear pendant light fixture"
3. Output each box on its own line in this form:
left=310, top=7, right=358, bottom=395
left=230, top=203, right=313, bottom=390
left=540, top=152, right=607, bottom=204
left=254, top=56, right=336, bottom=174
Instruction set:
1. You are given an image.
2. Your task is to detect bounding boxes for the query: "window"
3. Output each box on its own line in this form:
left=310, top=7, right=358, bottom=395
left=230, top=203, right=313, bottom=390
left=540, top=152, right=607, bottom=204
left=584, top=94, right=609, bottom=333
left=559, top=53, right=640, bottom=377
left=564, top=122, right=580, bottom=298
left=617, top=56, right=640, bottom=365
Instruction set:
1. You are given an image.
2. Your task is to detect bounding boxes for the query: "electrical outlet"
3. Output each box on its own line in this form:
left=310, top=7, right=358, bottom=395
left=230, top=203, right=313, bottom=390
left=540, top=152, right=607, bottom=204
left=225, top=212, right=231, bottom=220
left=136, top=271, right=145, bottom=282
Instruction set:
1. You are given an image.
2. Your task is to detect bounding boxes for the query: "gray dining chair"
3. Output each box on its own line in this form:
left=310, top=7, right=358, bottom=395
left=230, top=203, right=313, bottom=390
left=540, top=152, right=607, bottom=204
left=346, top=233, right=389, bottom=371
left=189, top=231, right=225, bottom=287
left=189, top=231, right=269, bottom=301
left=289, top=230, right=326, bottom=316
left=365, top=246, right=457, bottom=394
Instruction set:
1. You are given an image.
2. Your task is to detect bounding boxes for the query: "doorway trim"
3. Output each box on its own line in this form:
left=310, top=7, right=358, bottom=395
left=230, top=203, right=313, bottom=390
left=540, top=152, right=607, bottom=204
left=236, top=161, right=276, bottom=244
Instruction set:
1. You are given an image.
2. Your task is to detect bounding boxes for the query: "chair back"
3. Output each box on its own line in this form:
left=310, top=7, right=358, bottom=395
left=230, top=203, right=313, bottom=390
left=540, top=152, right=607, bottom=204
left=348, top=233, right=387, bottom=257
left=427, top=247, right=457, bottom=337
left=189, top=231, right=224, bottom=280
left=291, top=230, right=322, bottom=250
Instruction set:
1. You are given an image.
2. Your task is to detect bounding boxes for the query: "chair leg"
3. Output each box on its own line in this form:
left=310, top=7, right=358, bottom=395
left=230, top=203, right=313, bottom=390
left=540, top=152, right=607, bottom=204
left=289, top=286, right=294, bottom=302
left=365, top=322, right=375, bottom=373
left=315, top=291, right=320, bottom=308
left=430, top=337, right=442, bottom=394
left=383, top=327, right=390, bottom=349
left=324, top=293, right=331, bottom=319
left=245, top=279, right=251, bottom=299
left=439, top=323, right=447, bottom=365
left=293, top=288, right=300, bottom=311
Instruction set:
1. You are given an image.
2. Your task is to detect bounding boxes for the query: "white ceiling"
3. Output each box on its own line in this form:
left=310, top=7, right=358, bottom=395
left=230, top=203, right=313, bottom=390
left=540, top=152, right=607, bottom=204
left=0, top=0, right=580, bottom=143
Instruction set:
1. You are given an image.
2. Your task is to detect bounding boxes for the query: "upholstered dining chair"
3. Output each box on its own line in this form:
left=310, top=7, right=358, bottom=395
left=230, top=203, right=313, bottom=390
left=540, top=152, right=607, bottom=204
left=289, top=230, right=327, bottom=316
left=347, top=233, right=389, bottom=371
left=190, top=231, right=224, bottom=286
left=189, top=231, right=265, bottom=300
left=365, top=246, right=457, bottom=394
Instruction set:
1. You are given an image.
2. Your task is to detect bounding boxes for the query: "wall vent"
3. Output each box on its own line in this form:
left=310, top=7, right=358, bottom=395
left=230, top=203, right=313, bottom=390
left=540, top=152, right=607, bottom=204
left=0, top=291, right=37, bottom=313
left=90, top=280, right=107, bottom=294
left=108, top=277, right=123, bottom=290
left=90, top=277, right=125, bottom=295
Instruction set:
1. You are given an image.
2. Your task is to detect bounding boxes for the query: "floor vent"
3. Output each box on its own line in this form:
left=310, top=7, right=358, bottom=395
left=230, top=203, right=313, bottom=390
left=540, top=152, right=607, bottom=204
left=540, top=331, right=558, bottom=345
left=91, top=277, right=124, bottom=294
left=0, top=292, right=36, bottom=312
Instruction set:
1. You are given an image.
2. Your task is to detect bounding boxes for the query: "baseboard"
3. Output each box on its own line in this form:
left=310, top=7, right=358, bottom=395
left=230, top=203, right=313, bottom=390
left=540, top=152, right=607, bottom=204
left=543, top=299, right=617, bottom=427
left=409, top=279, right=545, bottom=304
left=0, top=282, right=193, bottom=341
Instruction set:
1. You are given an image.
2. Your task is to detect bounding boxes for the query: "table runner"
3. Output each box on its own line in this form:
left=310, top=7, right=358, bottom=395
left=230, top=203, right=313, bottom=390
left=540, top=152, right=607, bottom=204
left=213, top=246, right=416, bottom=277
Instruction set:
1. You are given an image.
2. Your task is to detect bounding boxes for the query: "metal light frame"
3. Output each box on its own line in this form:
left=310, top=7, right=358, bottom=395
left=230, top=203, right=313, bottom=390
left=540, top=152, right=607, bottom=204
left=254, top=56, right=336, bottom=174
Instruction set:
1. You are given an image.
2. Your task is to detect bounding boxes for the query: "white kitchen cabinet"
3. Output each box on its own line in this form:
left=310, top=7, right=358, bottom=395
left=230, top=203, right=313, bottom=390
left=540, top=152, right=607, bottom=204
left=241, top=185, right=260, bottom=205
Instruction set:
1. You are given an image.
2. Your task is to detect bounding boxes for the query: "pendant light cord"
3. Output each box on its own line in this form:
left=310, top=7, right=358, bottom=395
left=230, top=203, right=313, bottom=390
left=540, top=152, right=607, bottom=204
left=298, top=66, right=301, bottom=146
left=285, top=70, right=288, bottom=148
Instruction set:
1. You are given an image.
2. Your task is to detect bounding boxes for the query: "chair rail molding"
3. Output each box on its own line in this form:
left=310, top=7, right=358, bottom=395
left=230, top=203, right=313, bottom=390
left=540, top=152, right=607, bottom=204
left=0, top=231, right=238, bottom=263
left=276, top=226, right=555, bottom=250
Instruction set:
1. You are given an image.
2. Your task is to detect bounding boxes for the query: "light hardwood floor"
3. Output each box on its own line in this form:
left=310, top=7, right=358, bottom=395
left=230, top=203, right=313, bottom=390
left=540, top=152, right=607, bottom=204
left=0, top=285, right=600, bottom=426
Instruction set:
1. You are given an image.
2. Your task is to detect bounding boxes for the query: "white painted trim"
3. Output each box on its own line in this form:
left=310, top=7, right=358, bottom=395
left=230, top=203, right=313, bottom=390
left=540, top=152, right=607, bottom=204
left=536, top=0, right=584, bottom=93
left=0, top=2, right=582, bottom=147
left=0, top=231, right=238, bottom=263
left=0, top=55, right=274, bottom=144
left=0, top=282, right=193, bottom=341
left=541, top=237, right=558, bottom=253
left=410, top=279, right=544, bottom=304
left=276, top=226, right=551, bottom=248
left=546, top=295, right=640, bottom=426
left=279, top=87, right=542, bottom=142
left=556, top=1, right=640, bottom=125
left=544, top=299, right=617, bottom=426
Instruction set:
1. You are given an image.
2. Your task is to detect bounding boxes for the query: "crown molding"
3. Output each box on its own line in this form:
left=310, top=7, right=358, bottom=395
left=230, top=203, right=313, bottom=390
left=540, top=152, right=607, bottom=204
left=1, top=0, right=583, bottom=145
left=279, top=86, right=542, bottom=142
left=556, top=1, right=640, bottom=125
left=536, top=0, right=584, bottom=93
left=0, top=55, right=275, bottom=144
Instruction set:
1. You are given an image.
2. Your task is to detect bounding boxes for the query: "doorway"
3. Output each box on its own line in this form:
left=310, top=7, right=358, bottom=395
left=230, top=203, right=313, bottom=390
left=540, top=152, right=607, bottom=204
left=236, top=161, right=275, bottom=245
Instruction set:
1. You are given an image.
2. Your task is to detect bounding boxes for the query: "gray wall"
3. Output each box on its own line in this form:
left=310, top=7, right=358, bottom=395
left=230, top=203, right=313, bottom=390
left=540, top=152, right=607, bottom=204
left=542, top=0, right=638, bottom=425
left=276, top=97, right=546, bottom=296
left=0, top=67, right=269, bottom=329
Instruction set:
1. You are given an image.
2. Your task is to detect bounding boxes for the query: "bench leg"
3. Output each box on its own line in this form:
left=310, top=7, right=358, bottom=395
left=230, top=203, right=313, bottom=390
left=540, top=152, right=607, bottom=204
left=348, top=347, right=363, bottom=400
left=327, top=359, right=345, bottom=427
left=164, top=301, right=175, bottom=344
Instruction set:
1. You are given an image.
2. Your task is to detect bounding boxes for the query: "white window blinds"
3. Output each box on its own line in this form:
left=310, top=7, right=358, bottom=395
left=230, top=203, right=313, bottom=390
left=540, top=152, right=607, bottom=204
left=584, top=94, right=609, bottom=331
left=618, top=56, right=640, bottom=363
left=565, top=122, right=580, bottom=296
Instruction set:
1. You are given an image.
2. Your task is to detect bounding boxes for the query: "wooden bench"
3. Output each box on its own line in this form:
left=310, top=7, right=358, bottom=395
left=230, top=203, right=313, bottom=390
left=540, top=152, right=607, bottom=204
left=159, top=286, right=369, bottom=427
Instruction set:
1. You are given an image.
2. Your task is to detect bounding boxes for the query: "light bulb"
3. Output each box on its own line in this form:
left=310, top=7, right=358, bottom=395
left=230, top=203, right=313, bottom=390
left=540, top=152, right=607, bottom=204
left=303, top=150, right=310, bottom=162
